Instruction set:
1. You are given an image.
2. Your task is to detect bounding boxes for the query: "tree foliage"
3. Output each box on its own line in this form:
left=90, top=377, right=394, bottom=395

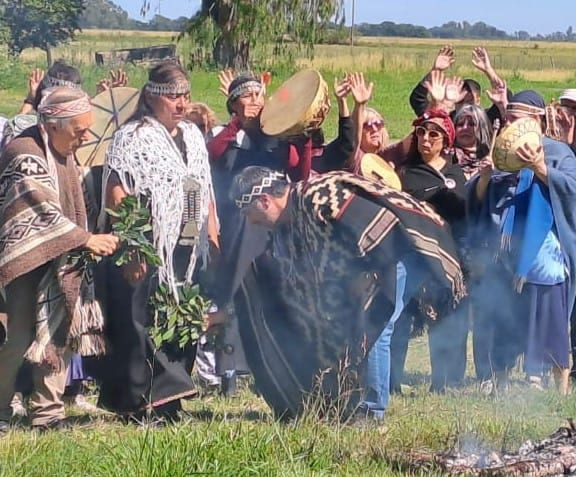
left=0, top=0, right=85, bottom=64
left=143, top=0, right=345, bottom=69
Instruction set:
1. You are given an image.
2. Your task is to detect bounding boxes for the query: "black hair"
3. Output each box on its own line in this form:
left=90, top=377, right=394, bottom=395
left=34, top=60, right=82, bottom=108
left=229, top=166, right=288, bottom=204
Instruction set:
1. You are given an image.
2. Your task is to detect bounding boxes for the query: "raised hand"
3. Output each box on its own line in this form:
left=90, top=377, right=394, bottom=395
left=472, top=47, right=493, bottom=73
left=445, top=76, right=467, bottom=104
left=27, top=68, right=44, bottom=101
left=333, top=75, right=351, bottom=100
left=433, top=45, right=455, bottom=71
left=109, top=69, right=128, bottom=88
left=556, top=106, right=576, bottom=141
left=423, top=69, right=448, bottom=104
left=486, top=80, right=508, bottom=108
left=218, top=69, right=235, bottom=97
left=516, top=142, right=545, bottom=168
left=349, top=72, right=373, bottom=105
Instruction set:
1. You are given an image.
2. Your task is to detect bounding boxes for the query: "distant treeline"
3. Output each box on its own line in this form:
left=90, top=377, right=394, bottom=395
left=80, top=0, right=187, bottom=31
left=356, top=20, right=576, bottom=42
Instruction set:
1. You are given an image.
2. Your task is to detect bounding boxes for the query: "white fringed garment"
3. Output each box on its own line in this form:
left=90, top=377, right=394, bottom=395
left=101, top=117, right=214, bottom=298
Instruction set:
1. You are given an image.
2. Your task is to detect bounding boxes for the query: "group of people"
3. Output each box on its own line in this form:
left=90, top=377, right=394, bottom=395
left=1, top=44, right=576, bottom=433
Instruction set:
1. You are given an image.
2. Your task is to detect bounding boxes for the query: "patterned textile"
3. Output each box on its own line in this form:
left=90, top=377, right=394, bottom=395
left=102, top=118, right=214, bottom=295
left=240, top=171, right=465, bottom=417
left=0, top=129, right=104, bottom=371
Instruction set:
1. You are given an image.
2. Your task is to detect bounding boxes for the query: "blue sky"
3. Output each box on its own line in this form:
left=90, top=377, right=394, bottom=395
left=115, top=0, right=575, bottom=36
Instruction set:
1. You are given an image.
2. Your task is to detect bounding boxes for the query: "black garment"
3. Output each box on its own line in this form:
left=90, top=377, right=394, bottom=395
left=400, top=159, right=467, bottom=230
left=312, top=116, right=355, bottom=173
left=210, top=130, right=285, bottom=376
left=409, top=73, right=509, bottom=124
left=400, top=159, right=468, bottom=390
left=85, top=259, right=197, bottom=414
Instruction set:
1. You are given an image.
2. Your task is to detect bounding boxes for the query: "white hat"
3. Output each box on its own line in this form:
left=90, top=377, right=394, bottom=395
left=559, top=89, right=576, bottom=102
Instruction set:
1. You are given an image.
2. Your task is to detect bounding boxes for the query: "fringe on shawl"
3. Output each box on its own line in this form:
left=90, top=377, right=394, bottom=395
left=100, top=118, right=213, bottom=300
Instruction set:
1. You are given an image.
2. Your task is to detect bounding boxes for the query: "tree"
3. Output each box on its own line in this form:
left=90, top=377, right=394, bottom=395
left=142, top=0, right=345, bottom=69
left=0, top=0, right=85, bottom=65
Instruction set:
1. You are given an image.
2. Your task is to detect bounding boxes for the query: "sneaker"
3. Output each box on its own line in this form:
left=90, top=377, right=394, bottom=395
left=480, top=379, right=494, bottom=396
left=528, top=375, right=544, bottom=391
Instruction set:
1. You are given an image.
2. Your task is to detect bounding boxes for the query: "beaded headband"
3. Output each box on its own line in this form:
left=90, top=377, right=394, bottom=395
left=145, top=80, right=190, bottom=96
left=507, top=102, right=545, bottom=116
left=228, top=81, right=262, bottom=103
left=42, top=75, right=81, bottom=90
left=234, top=171, right=286, bottom=208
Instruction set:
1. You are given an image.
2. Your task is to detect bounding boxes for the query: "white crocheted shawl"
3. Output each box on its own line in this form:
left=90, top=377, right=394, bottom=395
left=101, top=117, right=214, bottom=296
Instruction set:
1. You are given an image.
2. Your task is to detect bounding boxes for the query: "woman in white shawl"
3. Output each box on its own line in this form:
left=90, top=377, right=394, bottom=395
left=89, top=62, right=219, bottom=422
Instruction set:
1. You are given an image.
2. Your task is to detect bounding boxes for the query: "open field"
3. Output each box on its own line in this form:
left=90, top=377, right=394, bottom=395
left=1, top=31, right=576, bottom=140
left=1, top=31, right=576, bottom=475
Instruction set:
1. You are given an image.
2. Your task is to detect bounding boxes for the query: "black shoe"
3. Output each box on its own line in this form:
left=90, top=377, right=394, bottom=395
left=32, top=419, right=70, bottom=433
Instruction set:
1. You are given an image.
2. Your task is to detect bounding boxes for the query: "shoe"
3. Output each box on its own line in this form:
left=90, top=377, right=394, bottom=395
left=0, top=420, right=9, bottom=435
left=32, top=419, right=70, bottom=433
left=528, top=375, right=544, bottom=391
left=69, top=394, right=99, bottom=413
left=479, top=379, right=494, bottom=396
left=10, top=392, right=27, bottom=417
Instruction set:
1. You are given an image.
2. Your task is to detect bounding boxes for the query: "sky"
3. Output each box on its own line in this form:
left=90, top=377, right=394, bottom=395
left=114, top=0, right=575, bottom=36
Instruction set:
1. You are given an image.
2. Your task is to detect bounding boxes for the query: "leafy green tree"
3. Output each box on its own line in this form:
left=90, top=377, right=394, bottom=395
left=143, top=0, right=345, bottom=69
left=0, top=0, right=85, bottom=65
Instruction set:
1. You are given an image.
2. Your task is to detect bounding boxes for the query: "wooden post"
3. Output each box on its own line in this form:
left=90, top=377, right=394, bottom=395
left=350, top=0, right=355, bottom=48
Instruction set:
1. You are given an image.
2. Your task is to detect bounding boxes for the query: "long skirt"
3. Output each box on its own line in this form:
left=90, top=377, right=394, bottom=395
left=85, top=260, right=196, bottom=414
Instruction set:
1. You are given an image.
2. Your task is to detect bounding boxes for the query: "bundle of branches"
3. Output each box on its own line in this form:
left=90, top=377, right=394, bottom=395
left=107, top=195, right=209, bottom=350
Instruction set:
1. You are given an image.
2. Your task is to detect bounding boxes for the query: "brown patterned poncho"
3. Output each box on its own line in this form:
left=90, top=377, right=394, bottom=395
left=235, top=171, right=466, bottom=418
left=0, top=127, right=105, bottom=371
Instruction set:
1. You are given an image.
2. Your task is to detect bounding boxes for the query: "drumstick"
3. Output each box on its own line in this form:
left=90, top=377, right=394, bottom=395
left=488, top=118, right=501, bottom=156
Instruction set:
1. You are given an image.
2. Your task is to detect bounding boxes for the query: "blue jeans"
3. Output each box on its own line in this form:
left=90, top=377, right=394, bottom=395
left=361, top=262, right=408, bottom=418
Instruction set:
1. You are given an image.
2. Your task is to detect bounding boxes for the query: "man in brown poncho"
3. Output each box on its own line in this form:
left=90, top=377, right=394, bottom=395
left=0, top=87, right=118, bottom=432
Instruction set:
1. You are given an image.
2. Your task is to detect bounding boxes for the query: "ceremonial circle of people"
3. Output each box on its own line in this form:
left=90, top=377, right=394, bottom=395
left=1, top=44, right=576, bottom=434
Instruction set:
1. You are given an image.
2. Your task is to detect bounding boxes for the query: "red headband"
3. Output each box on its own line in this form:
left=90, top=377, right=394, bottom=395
left=413, top=109, right=455, bottom=147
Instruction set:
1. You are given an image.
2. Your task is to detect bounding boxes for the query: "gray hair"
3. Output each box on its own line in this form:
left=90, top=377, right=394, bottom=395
left=453, top=104, right=493, bottom=154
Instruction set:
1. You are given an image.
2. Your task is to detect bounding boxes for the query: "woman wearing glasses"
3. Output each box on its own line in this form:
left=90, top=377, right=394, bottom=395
left=399, top=108, right=468, bottom=393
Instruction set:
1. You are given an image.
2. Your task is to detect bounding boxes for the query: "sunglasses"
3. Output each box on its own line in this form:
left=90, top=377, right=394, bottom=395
left=415, top=126, right=444, bottom=141
left=363, top=119, right=384, bottom=130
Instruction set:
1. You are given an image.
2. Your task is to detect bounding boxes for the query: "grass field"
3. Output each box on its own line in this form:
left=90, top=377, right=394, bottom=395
left=1, top=31, right=576, bottom=476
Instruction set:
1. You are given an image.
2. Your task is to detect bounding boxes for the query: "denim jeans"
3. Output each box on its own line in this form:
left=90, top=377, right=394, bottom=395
left=361, top=262, right=408, bottom=418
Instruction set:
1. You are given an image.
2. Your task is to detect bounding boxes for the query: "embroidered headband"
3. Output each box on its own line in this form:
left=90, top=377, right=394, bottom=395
left=506, top=102, right=546, bottom=116
left=145, top=80, right=190, bottom=96
left=234, top=171, right=286, bottom=208
left=41, top=75, right=81, bottom=90
left=37, top=91, right=92, bottom=119
left=228, top=80, right=262, bottom=103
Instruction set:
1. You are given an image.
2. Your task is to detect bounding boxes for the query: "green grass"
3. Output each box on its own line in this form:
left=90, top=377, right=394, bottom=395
left=1, top=33, right=576, bottom=475
left=1, top=336, right=575, bottom=476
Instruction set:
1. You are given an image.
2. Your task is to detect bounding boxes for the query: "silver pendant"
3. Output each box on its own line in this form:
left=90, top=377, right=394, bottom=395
left=444, top=178, right=456, bottom=190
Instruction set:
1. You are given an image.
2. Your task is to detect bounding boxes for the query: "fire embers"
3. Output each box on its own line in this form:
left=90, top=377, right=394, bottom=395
left=397, top=420, right=576, bottom=476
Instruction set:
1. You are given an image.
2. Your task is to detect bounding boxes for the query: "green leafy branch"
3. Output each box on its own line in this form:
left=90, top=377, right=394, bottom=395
left=106, top=195, right=209, bottom=350
left=149, top=283, right=210, bottom=350
left=106, top=195, right=162, bottom=268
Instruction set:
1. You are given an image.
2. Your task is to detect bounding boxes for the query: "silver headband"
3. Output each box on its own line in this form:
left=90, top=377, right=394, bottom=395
left=145, top=80, right=190, bottom=96
left=235, top=171, right=286, bottom=208
left=42, top=75, right=81, bottom=90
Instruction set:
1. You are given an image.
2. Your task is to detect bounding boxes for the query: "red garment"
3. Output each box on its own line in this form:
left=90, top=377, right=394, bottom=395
left=207, top=117, right=242, bottom=162
left=287, top=138, right=312, bottom=181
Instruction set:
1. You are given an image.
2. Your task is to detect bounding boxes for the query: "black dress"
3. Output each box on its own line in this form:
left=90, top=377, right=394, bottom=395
left=86, top=131, right=198, bottom=416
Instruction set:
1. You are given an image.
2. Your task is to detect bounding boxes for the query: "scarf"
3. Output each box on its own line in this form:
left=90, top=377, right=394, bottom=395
left=500, top=168, right=554, bottom=292
left=102, top=117, right=214, bottom=298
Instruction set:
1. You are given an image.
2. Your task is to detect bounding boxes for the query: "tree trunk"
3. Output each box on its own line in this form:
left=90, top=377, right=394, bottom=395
left=44, top=45, right=53, bottom=67
left=213, top=34, right=250, bottom=69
